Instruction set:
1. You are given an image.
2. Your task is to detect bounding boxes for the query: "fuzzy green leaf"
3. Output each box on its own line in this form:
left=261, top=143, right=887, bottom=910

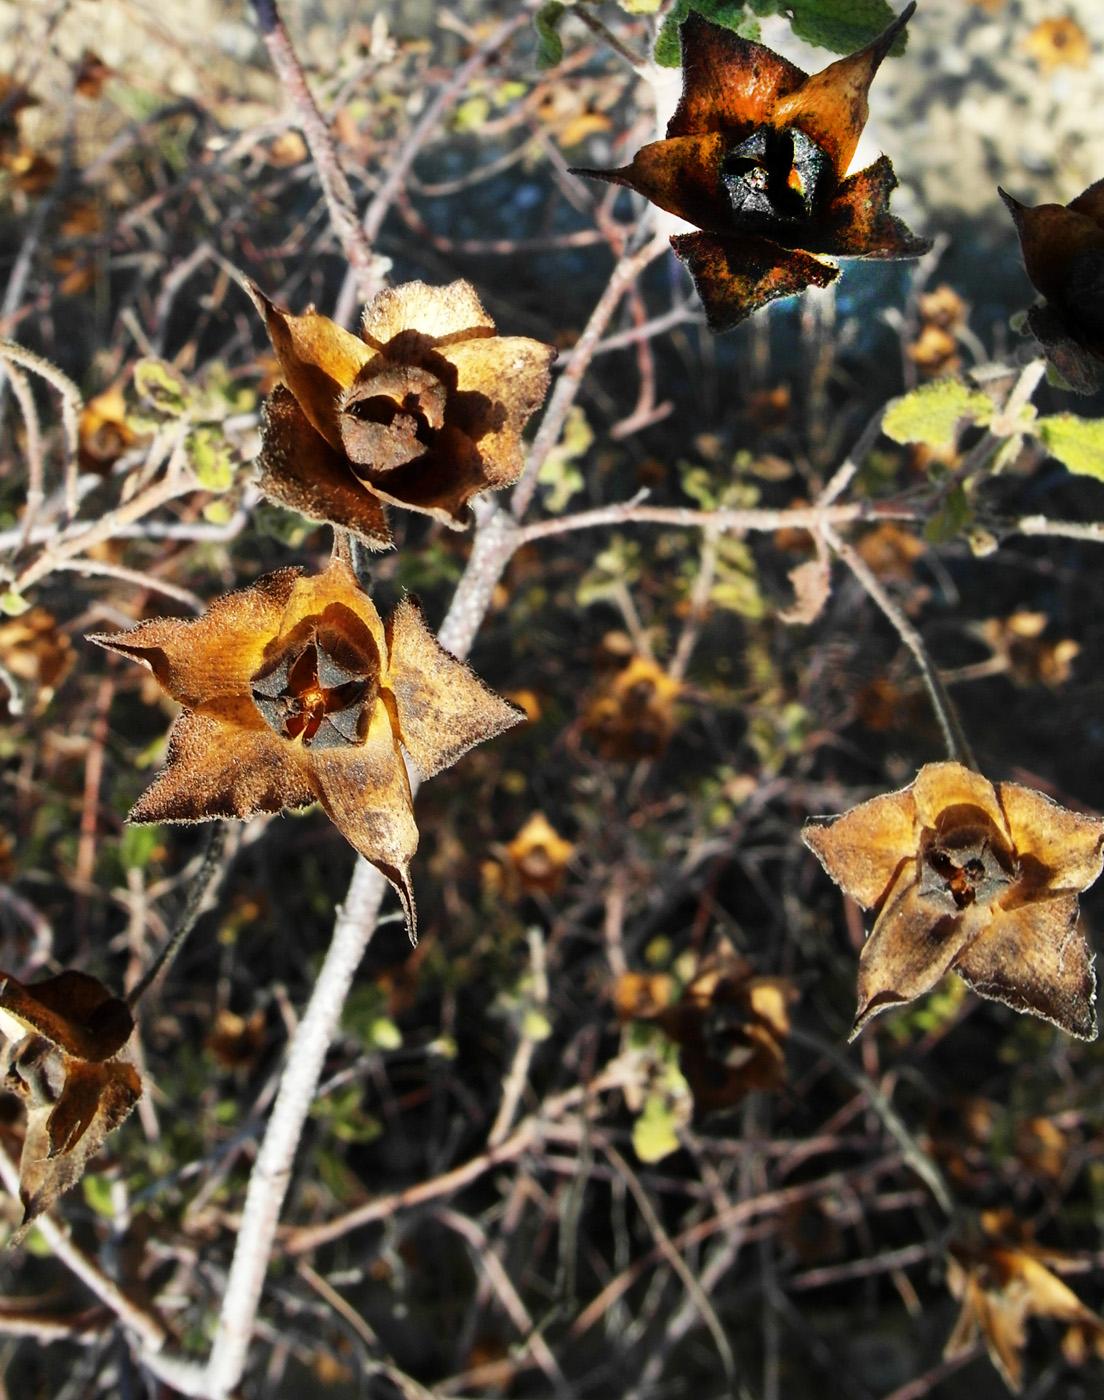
left=133, top=358, right=194, bottom=419
left=1035, top=414, right=1104, bottom=481
left=789, top=0, right=901, bottom=54
left=535, top=1, right=568, bottom=69
left=655, top=1, right=757, bottom=67
left=632, top=1093, right=682, bottom=1163
left=882, top=381, right=993, bottom=449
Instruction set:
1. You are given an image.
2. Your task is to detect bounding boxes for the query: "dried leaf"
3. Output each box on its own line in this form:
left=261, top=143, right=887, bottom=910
left=0, top=971, right=140, bottom=1241
left=89, top=559, right=522, bottom=941
left=253, top=279, right=555, bottom=529
left=572, top=4, right=928, bottom=330
left=779, top=535, right=831, bottom=624
left=803, top=762, right=1104, bottom=1039
left=946, top=1236, right=1104, bottom=1392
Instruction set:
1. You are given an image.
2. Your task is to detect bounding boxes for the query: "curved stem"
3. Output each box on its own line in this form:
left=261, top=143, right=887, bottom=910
left=821, top=521, right=977, bottom=772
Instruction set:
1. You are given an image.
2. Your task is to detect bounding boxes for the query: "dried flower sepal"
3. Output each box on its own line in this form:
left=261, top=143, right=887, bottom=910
left=803, top=762, right=1104, bottom=1040
left=0, top=971, right=140, bottom=1243
left=1001, top=179, right=1104, bottom=394
left=946, top=1221, right=1104, bottom=1392
left=251, top=280, right=556, bottom=531
left=89, top=559, right=524, bottom=939
left=571, top=4, right=929, bottom=331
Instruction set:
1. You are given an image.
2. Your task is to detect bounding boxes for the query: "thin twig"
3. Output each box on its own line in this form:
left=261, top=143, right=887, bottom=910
left=787, top=1026, right=956, bottom=1219
left=511, top=232, right=670, bottom=519
left=821, top=521, right=977, bottom=771
left=249, top=0, right=387, bottom=303
left=0, top=1143, right=166, bottom=1354
left=516, top=496, right=915, bottom=545
left=127, top=822, right=228, bottom=1009
left=603, top=1141, right=737, bottom=1387
left=333, top=7, right=534, bottom=326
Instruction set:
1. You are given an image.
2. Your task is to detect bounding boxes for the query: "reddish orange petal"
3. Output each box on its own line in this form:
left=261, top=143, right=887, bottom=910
left=911, top=763, right=1008, bottom=839
left=1023, top=303, right=1104, bottom=395
left=247, top=283, right=372, bottom=450
left=571, top=133, right=730, bottom=232
left=1068, top=176, right=1104, bottom=227
left=256, top=386, right=392, bottom=550
left=670, top=230, right=837, bottom=332
left=997, top=783, right=1104, bottom=894
left=278, top=558, right=387, bottom=661
left=348, top=425, right=488, bottom=529
left=1000, top=189, right=1104, bottom=305
left=309, top=699, right=419, bottom=938
left=437, top=334, right=557, bottom=486
left=0, top=971, right=133, bottom=1062
left=667, top=11, right=805, bottom=139
left=808, top=155, right=931, bottom=258
left=359, top=279, right=495, bottom=350
left=770, top=2, right=914, bottom=177
left=803, top=781, right=918, bottom=908
left=853, top=873, right=987, bottom=1037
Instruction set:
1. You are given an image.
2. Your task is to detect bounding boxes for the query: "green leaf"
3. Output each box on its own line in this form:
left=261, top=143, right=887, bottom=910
left=251, top=502, right=317, bottom=548
left=882, top=380, right=993, bottom=449
left=133, top=357, right=194, bottom=418
left=535, top=1, right=568, bottom=69
left=538, top=404, right=592, bottom=513
left=655, top=1, right=756, bottom=67
left=82, top=1173, right=115, bottom=1218
left=788, top=0, right=901, bottom=54
left=0, top=590, right=29, bottom=617
left=924, top=484, right=972, bottom=545
left=121, top=824, right=163, bottom=870
left=188, top=427, right=235, bottom=491
left=522, top=1008, right=553, bottom=1042
left=367, top=1016, right=402, bottom=1051
left=633, top=1093, right=682, bottom=1163
left=1035, top=414, right=1104, bottom=480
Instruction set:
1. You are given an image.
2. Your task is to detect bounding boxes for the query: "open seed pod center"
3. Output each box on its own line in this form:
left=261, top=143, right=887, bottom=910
left=340, top=362, right=449, bottom=473
left=918, top=807, right=1017, bottom=911
left=251, top=605, right=380, bottom=751
left=721, top=127, right=828, bottom=231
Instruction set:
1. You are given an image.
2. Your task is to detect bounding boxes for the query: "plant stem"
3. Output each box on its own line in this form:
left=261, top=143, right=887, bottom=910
left=249, top=0, right=387, bottom=304
left=127, top=823, right=227, bottom=1010
left=821, top=521, right=977, bottom=771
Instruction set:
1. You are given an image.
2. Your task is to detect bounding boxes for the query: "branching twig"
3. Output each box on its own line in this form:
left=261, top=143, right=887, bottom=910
left=249, top=0, right=387, bottom=303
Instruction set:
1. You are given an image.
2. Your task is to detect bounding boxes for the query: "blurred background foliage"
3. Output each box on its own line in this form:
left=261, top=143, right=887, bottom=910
left=2, top=2, right=1104, bottom=1398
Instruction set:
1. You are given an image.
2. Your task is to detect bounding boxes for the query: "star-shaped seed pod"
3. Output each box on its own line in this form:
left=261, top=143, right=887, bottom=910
left=1000, top=179, right=1104, bottom=394
left=0, top=970, right=141, bottom=1243
left=582, top=653, right=683, bottom=761
left=571, top=4, right=930, bottom=332
left=89, top=558, right=525, bottom=939
left=250, top=280, right=557, bottom=536
left=803, top=762, right=1104, bottom=1040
